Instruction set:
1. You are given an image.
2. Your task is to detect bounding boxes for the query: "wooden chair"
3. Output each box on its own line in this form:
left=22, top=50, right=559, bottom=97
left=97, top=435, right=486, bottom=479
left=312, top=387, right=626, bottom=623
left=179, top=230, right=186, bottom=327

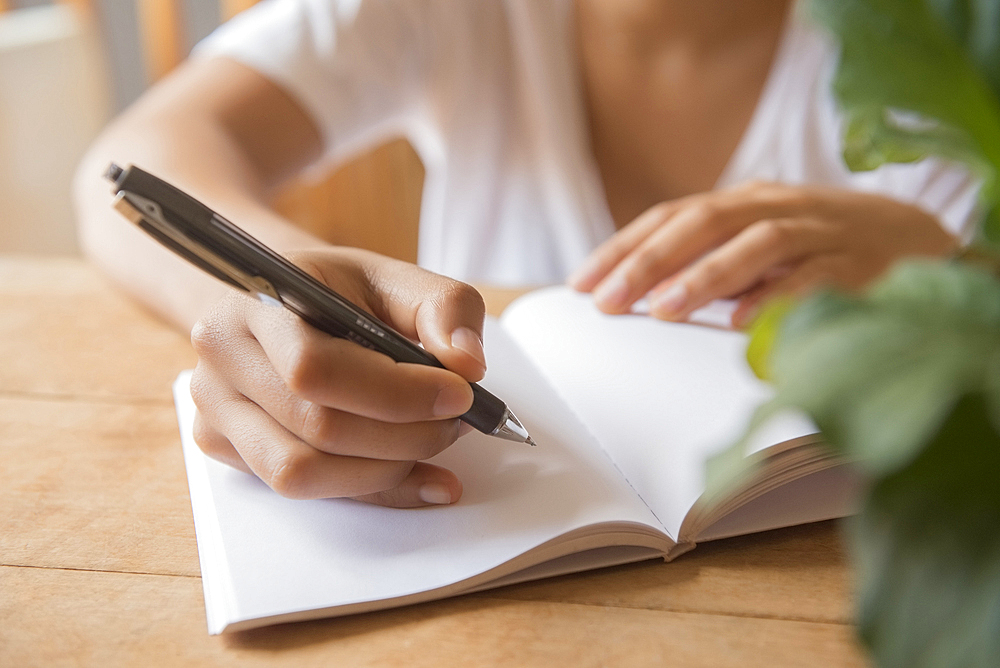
left=127, top=0, right=425, bottom=263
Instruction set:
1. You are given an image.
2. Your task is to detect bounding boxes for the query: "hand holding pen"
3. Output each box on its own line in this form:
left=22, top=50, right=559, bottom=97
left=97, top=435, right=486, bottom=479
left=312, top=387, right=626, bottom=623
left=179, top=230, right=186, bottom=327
left=106, top=164, right=532, bottom=508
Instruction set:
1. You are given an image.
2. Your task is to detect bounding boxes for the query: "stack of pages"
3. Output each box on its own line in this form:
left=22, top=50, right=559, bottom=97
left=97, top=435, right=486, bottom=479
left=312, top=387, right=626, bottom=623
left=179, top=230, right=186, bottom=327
left=173, top=287, right=858, bottom=634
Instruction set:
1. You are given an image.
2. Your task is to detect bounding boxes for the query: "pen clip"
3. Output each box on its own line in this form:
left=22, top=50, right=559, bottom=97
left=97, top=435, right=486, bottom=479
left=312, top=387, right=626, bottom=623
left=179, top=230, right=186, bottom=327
left=112, top=192, right=283, bottom=306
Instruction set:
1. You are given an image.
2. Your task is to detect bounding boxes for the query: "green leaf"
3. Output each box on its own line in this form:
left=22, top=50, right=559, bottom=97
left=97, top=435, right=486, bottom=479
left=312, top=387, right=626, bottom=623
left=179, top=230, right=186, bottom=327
left=745, top=297, right=795, bottom=381
left=767, top=260, right=1000, bottom=475
left=851, top=392, right=1000, bottom=668
left=808, top=0, right=1000, bottom=242
left=713, top=259, right=1000, bottom=496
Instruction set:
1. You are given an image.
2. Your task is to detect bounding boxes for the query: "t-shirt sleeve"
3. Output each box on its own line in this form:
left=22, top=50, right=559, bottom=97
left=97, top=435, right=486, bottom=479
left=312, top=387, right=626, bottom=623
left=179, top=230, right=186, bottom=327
left=192, top=0, right=431, bottom=167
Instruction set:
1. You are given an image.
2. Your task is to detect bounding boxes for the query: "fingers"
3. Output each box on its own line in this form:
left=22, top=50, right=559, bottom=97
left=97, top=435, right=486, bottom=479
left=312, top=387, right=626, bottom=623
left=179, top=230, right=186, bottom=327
left=192, top=364, right=403, bottom=500
left=192, top=409, right=251, bottom=473
left=243, top=305, right=474, bottom=423
left=291, top=248, right=489, bottom=382
left=196, top=337, right=464, bottom=461
left=188, top=249, right=490, bottom=508
left=578, top=184, right=819, bottom=315
left=730, top=255, right=851, bottom=329
left=647, top=218, right=831, bottom=321
left=567, top=199, right=687, bottom=292
left=589, top=203, right=736, bottom=313
left=367, top=257, right=489, bottom=383
left=190, top=363, right=463, bottom=506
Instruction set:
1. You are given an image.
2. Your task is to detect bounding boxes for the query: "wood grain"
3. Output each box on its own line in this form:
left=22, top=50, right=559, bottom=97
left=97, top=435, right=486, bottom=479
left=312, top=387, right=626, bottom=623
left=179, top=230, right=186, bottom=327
left=0, top=396, right=199, bottom=576
left=0, top=257, right=195, bottom=401
left=0, top=257, right=871, bottom=667
left=2, top=566, right=869, bottom=668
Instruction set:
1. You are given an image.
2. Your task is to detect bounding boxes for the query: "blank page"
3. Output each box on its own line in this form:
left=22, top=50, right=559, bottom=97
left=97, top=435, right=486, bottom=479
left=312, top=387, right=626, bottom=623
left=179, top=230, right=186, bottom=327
left=501, top=287, right=817, bottom=538
left=176, top=318, right=663, bottom=634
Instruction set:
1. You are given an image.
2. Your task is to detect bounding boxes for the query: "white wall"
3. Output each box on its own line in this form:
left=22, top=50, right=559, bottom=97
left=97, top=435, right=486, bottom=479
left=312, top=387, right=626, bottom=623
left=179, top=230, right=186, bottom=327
left=0, top=4, right=110, bottom=254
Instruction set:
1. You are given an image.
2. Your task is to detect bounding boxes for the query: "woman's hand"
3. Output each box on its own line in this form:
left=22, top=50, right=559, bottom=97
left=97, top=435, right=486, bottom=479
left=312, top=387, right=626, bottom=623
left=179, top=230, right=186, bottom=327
left=569, top=182, right=959, bottom=327
left=189, top=248, right=488, bottom=508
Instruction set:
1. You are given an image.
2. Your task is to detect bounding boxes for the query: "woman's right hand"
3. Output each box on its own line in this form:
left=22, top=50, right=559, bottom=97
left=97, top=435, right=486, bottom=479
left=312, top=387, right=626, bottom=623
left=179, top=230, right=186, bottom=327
left=188, top=248, right=489, bottom=508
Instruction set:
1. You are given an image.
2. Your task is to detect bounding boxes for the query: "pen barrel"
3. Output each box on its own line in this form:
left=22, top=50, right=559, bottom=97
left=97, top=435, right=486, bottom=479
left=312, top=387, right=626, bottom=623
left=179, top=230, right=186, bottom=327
left=462, top=383, right=508, bottom=435
left=107, top=163, right=516, bottom=440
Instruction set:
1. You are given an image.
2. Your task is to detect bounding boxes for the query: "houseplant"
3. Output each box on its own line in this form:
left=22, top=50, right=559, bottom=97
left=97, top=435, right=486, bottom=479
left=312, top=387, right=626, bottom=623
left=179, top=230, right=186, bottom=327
left=712, top=1, right=1000, bottom=666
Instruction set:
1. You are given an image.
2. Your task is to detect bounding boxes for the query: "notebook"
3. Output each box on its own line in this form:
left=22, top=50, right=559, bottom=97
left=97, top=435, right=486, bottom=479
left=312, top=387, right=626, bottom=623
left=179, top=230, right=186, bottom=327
left=174, top=286, right=859, bottom=634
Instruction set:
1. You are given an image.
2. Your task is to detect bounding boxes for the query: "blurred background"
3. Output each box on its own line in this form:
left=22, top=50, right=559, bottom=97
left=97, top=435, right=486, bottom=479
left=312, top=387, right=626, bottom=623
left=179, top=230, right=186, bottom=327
left=0, top=0, right=424, bottom=261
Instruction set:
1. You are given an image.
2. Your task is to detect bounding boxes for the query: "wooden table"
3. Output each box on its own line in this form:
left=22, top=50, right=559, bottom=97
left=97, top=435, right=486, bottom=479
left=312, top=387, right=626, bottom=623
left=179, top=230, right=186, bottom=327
left=0, top=256, right=870, bottom=667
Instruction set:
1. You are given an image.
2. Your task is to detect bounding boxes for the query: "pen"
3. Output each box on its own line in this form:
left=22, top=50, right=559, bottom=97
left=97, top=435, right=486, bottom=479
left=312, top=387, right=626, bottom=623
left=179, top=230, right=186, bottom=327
left=104, top=163, right=535, bottom=446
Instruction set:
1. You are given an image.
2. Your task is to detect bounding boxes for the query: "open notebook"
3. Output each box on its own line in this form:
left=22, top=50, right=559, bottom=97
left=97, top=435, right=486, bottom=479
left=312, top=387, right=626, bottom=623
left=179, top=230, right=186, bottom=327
left=174, top=286, right=859, bottom=634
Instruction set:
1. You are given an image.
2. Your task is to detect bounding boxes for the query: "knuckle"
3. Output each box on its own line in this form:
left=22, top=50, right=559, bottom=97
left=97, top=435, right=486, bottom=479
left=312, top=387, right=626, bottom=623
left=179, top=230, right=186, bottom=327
left=297, top=401, right=338, bottom=446
left=356, top=463, right=419, bottom=506
left=190, top=316, right=226, bottom=359
left=280, top=338, right=324, bottom=398
left=266, top=452, right=313, bottom=499
left=622, top=252, right=657, bottom=282
left=297, top=401, right=333, bottom=444
left=442, top=280, right=486, bottom=319
left=188, top=368, right=217, bottom=415
left=648, top=200, right=673, bottom=220
left=190, top=295, right=248, bottom=358
left=692, top=258, right=727, bottom=289
left=754, top=219, right=794, bottom=247
left=689, top=200, right=719, bottom=223
left=192, top=416, right=225, bottom=457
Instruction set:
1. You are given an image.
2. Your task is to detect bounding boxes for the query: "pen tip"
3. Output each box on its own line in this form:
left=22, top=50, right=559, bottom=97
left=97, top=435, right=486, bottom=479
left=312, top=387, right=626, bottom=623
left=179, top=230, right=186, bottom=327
left=526, top=437, right=536, bottom=447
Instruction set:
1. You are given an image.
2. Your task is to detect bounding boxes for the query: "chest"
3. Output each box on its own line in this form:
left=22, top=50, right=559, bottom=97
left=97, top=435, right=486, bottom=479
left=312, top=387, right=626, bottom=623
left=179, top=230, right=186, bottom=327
left=575, top=13, right=787, bottom=228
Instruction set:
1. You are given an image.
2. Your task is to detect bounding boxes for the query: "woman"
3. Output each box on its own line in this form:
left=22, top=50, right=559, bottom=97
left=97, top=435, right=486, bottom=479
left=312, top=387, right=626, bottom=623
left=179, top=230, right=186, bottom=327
left=74, top=0, right=975, bottom=507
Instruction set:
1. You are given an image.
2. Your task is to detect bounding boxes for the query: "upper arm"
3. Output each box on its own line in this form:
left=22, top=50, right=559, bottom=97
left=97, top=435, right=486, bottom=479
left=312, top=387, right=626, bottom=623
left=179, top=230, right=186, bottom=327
left=118, top=56, right=325, bottom=194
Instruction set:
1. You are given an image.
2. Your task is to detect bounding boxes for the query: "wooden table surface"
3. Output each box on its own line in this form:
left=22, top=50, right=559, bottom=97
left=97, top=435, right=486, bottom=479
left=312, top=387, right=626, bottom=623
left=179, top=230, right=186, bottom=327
left=0, top=256, right=870, bottom=667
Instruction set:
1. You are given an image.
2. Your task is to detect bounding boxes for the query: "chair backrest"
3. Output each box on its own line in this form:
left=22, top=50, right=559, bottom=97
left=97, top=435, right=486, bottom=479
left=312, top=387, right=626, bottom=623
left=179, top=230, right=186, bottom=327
left=136, top=0, right=425, bottom=263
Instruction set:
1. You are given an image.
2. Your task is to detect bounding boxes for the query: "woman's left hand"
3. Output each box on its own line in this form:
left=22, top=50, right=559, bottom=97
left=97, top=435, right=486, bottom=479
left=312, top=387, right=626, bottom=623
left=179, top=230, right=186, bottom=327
left=568, top=181, right=959, bottom=328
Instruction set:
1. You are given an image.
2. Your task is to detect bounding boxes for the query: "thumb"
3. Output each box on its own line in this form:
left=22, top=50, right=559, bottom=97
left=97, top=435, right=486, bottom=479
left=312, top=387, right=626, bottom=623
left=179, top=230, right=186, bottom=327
left=368, top=257, right=488, bottom=382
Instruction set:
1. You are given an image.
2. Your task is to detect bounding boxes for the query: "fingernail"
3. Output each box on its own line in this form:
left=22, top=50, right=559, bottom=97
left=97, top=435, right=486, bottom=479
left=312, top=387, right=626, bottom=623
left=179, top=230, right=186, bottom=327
left=652, top=283, right=688, bottom=317
left=594, top=275, right=629, bottom=310
left=434, top=384, right=471, bottom=417
left=418, top=483, right=453, bottom=505
left=451, top=326, right=486, bottom=369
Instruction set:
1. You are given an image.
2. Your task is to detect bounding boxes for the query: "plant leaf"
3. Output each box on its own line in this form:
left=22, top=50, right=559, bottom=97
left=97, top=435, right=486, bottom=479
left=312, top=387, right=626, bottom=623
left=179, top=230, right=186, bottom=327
left=768, top=260, right=1000, bottom=475
left=851, top=392, right=1000, bottom=668
left=745, top=297, right=795, bottom=381
left=808, top=0, right=1000, bottom=241
left=711, top=260, right=1000, bottom=495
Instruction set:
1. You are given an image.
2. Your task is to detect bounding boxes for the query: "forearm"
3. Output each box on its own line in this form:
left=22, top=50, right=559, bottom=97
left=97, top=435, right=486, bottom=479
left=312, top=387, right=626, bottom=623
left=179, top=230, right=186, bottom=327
left=73, top=59, right=327, bottom=332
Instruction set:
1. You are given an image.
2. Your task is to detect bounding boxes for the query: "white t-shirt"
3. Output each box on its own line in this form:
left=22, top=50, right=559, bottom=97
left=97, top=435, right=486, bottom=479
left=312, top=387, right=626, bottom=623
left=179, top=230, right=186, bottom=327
left=195, top=0, right=979, bottom=287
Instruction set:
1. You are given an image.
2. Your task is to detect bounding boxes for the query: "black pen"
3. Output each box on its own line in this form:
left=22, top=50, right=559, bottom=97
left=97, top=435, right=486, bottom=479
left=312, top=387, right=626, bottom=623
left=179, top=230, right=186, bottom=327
left=104, top=163, right=534, bottom=446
